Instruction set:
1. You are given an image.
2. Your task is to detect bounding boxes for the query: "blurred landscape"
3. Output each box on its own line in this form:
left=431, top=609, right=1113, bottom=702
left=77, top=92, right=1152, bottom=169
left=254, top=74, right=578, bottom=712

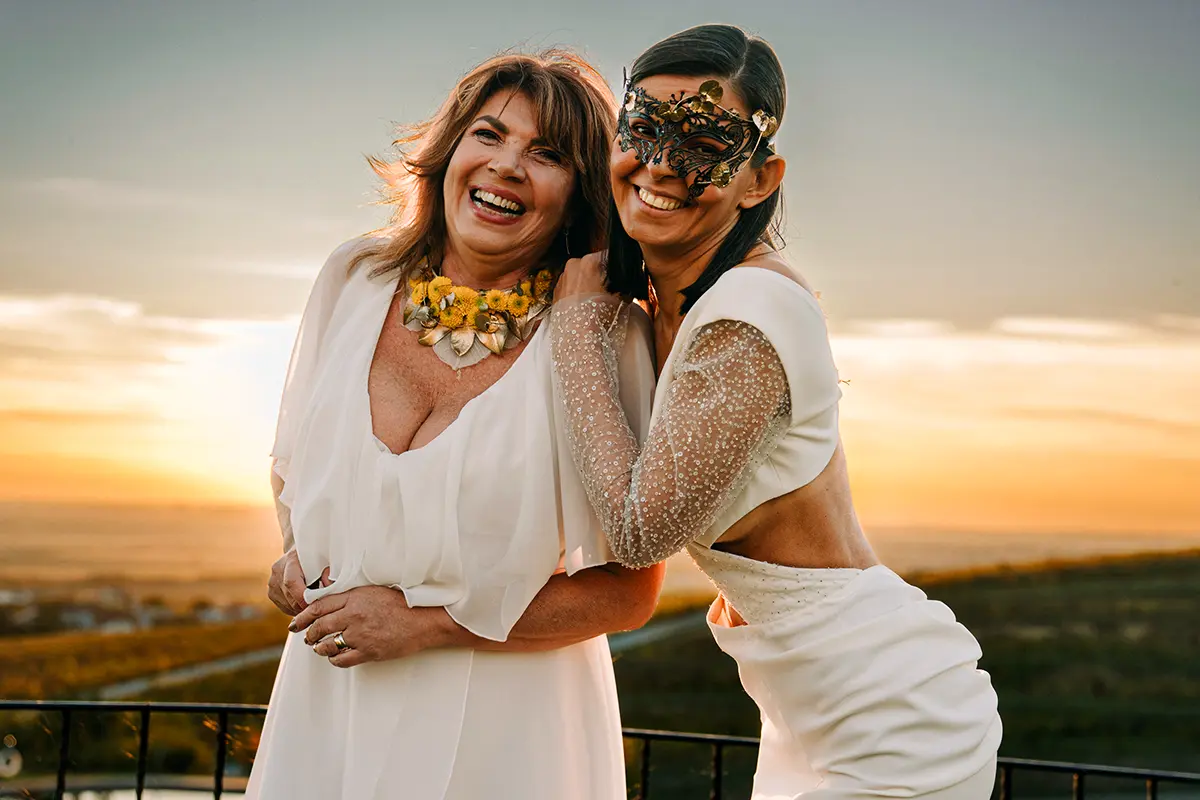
left=4, top=498, right=1199, bottom=616
left=2, top=548, right=1197, bottom=796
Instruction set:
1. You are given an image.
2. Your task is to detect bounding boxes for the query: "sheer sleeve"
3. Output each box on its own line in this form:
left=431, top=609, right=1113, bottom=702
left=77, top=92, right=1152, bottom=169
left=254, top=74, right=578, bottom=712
left=550, top=294, right=792, bottom=568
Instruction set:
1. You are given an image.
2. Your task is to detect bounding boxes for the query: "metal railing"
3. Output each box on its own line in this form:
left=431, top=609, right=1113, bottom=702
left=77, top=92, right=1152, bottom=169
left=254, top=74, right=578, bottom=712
left=3, top=700, right=1200, bottom=799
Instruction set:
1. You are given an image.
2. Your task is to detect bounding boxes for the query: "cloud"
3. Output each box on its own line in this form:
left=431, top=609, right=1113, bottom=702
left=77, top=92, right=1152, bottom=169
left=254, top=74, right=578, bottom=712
left=1002, top=407, right=1200, bottom=437
left=991, top=317, right=1148, bottom=341
left=0, top=294, right=220, bottom=374
left=13, top=177, right=355, bottom=236
left=1156, top=314, right=1200, bottom=333
left=19, top=178, right=214, bottom=214
left=842, top=319, right=958, bottom=338
left=829, top=314, right=1200, bottom=452
left=827, top=316, right=1200, bottom=532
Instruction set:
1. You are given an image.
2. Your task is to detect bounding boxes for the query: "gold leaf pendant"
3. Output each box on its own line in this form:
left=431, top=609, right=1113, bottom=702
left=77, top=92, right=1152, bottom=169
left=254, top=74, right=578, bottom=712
left=450, top=328, right=476, bottom=357
left=418, top=326, right=448, bottom=347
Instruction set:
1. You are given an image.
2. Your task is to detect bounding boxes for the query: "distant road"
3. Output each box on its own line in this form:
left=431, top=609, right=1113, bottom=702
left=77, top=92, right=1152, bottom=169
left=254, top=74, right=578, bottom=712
left=96, top=646, right=284, bottom=699
left=95, top=611, right=708, bottom=699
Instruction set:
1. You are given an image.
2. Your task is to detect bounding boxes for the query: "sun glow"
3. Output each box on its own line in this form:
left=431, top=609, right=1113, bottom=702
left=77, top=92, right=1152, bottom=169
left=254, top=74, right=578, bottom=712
left=1, top=291, right=1197, bottom=532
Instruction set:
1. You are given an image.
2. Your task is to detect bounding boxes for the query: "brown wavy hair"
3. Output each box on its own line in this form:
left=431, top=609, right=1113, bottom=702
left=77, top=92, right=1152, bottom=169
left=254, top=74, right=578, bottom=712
left=354, top=50, right=618, bottom=281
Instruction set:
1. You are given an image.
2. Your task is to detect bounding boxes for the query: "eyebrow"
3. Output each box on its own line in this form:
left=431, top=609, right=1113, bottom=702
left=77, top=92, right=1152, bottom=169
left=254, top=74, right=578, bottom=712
left=473, top=115, right=556, bottom=149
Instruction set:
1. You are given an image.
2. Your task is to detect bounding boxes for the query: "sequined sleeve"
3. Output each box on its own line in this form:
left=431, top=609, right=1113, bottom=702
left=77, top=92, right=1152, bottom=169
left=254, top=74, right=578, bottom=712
left=550, top=294, right=792, bottom=568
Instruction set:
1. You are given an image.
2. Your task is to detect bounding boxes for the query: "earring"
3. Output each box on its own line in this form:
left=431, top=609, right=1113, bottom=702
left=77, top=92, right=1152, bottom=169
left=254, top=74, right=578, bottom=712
left=563, top=228, right=572, bottom=257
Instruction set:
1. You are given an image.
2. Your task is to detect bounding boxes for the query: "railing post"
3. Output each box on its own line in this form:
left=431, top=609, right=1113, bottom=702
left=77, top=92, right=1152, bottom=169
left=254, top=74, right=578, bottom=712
left=638, top=738, right=652, bottom=800
left=55, top=708, right=72, bottom=800
left=214, top=710, right=230, bottom=799
left=136, top=706, right=152, bottom=800
left=998, top=763, right=1012, bottom=800
left=709, top=742, right=724, bottom=800
left=1072, top=771, right=1086, bottom=800
left=1146, top=778, right=1158, bottom=800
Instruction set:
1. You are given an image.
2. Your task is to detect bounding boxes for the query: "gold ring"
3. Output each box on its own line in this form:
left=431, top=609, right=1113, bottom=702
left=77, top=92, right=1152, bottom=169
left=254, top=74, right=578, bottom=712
left=332, top=632, right=350, bottom=651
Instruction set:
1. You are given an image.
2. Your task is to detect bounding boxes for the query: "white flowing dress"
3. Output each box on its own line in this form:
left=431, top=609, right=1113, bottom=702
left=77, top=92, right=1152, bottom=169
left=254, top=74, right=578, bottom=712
left=246, top=239, right=656, bottom=800
left=551, top=268, right=1003, bottom=800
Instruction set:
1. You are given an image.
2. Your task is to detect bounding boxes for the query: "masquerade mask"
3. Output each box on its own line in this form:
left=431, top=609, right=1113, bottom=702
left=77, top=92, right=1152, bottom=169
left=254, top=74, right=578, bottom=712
left=617, top=76, right=779, bottom=200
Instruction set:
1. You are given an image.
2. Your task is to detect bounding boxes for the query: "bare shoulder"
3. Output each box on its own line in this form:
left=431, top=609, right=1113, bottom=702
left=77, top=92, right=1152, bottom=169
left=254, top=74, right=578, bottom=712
left=732, top=250, right=816, bottom=295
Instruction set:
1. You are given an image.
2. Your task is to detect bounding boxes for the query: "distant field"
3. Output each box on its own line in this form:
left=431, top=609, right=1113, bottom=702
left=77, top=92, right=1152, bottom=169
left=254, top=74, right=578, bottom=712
left=0, top=617, right=286, bottom=698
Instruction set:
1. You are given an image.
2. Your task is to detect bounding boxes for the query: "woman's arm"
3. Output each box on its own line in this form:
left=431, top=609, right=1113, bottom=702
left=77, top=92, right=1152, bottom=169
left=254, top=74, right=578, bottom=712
left=293, top=561, right=664, bottom=667
left=551, top=292, right=790, bottom=567
left=453, top=561, right=663, bottom=651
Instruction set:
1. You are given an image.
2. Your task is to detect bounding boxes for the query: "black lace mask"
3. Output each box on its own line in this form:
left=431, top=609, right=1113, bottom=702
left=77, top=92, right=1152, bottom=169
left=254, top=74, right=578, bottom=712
left=617, top=78, right=778, bottom=201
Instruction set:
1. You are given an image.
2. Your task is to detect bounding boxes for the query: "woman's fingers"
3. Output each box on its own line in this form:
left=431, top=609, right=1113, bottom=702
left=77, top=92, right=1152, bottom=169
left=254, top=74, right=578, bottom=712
left=268, top=554, right=301, bottom=615
left=281, top=551, right=309, bottom=612
left=311, top=635, right=344, bottom=658
left=290, top=591, right=347, bottom=633
left=303, top=608, right=349, bottom=646
left=328, top=647, right=369, bottom=669
left=557, top=251, right=609, bottom=298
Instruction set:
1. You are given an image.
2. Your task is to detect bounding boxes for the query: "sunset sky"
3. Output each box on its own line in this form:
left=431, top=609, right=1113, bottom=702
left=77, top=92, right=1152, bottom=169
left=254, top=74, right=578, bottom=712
left=0, top=1, right=1197, bottom=534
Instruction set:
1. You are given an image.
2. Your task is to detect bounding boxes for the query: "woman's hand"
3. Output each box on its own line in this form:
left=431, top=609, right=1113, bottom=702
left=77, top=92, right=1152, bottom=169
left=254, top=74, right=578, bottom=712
left=289, top=585, right=458, bottom=668
left=267, top=548, right=309, bottom=616
left=555, top=251, right=609, bottom=301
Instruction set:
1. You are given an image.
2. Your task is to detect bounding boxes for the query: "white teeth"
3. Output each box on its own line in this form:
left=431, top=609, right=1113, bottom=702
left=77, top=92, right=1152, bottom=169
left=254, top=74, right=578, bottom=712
left=472, top=189, right=524, bottom=214
left=637, top=187, right=683, bottom=211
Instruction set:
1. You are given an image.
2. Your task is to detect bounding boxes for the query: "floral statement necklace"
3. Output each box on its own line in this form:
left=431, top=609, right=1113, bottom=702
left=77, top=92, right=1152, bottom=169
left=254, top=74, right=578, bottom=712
left=402, top=258, right=556, bottom=369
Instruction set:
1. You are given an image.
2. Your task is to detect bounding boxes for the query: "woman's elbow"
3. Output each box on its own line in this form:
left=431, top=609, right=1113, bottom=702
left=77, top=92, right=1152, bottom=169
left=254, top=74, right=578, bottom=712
left=619, top=562, right=666, bottom=631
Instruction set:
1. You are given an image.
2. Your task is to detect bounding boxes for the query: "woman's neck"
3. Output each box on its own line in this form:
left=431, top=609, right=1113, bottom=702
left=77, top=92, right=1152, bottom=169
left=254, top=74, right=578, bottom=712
left=439, top=240, right=534, bottom=290
left=642, top=213, right=740, bottom=330
left=643, top=237, right=723, bottom=332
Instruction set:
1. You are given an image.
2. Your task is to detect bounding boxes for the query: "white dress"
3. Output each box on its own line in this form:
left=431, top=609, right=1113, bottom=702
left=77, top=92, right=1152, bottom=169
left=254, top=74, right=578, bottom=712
left=246, top=239, right=657, bottom=800
left=551, top=268, right=1003, bottom=799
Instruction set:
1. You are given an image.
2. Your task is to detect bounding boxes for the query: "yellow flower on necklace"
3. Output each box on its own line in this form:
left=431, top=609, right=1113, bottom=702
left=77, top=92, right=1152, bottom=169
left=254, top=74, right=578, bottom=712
left=439, top=304, right=466, bottom=328
left=410, top=281, right=428, bottom=304
left=428, top=276, right=453, bottom=304
left=484, top=289, right=508, bottom=310
left=507, top=293, right=532, bottom=316
left=533, top=269, right=553, bottom=298
left=519, top=280, right=533, bottom=297
left=451, top=294, right=477, bottom=318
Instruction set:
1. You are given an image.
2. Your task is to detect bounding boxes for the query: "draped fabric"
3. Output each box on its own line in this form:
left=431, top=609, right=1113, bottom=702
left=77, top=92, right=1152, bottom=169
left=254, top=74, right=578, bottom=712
left=247, top=239, right=656, bottom=799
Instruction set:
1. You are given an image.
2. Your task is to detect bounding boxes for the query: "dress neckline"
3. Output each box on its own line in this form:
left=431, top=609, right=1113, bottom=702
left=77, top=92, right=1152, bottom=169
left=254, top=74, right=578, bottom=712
left=364, top=274, right=546, bottom=459
left=654, top=266, right=821, bottom=391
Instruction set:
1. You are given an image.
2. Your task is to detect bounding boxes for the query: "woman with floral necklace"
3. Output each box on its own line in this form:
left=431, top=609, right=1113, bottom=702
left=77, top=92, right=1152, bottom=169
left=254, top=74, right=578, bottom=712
left=252, top=51, right=662, bottom=800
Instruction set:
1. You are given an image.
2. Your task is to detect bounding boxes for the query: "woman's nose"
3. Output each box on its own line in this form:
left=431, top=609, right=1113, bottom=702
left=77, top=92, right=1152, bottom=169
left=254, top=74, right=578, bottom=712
left=645, top=148, right=680, bottom=182
left=488, top=151, right=526, bottom=181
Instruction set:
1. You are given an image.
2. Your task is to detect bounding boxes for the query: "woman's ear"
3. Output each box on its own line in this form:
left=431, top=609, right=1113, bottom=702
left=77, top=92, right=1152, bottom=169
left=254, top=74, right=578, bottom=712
left=738, top=155, right=786, bottom=210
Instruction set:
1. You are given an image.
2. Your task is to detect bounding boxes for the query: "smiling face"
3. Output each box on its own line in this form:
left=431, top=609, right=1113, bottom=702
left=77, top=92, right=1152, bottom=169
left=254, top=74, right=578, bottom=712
left=611, top=74, right=772, bottom=255
left=442, top=88, right=577, bottom=272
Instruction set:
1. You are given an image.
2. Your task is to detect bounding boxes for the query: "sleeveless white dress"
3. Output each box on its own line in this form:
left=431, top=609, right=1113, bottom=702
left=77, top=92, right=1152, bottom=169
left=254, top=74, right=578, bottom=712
left=551, top=268, right=1002, bottom=799
left=246, top=239, right=656, bottom=800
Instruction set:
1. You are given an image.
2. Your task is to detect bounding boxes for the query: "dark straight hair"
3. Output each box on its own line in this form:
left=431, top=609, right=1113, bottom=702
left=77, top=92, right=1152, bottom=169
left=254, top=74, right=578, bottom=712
left=606, top=24, right=787, bottom=314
